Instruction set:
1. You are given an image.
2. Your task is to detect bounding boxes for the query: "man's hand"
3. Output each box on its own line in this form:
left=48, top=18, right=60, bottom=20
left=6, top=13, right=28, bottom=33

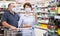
left=2, top=21, right=17, bottom=31
left=10, top=26, right=17, bottom=31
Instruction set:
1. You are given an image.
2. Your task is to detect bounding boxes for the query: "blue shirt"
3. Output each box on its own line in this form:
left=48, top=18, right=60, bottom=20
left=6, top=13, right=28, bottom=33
left=18, top=13, right=35, bottom=28
left=1, top=10, right=20, bottom=28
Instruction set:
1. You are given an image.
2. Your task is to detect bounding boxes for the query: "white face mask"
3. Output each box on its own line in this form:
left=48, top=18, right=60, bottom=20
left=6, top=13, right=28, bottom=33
left=25, top=8, right=31, bottom=12
left=12, top=7, right=16, bottom=12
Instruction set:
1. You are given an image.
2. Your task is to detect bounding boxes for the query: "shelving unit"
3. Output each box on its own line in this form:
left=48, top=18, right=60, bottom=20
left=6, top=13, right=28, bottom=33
left=0, top=12, right=4, bottom=14
left=36, top=7, right=49, bottom=29
left=0, top=12, right=4, bottom=36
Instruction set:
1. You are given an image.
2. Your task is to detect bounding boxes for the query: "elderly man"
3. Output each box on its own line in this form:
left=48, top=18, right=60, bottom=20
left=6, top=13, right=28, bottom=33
left=1, top=3, right=21, bottom=36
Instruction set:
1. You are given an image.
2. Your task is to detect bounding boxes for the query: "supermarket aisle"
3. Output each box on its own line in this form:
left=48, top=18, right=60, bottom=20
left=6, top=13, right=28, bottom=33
left=35, top=28, right=47, bottom=36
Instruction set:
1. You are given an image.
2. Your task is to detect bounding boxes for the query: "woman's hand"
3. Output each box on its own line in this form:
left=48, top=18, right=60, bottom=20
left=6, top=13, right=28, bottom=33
left=23, top=24, right=32, bottom=28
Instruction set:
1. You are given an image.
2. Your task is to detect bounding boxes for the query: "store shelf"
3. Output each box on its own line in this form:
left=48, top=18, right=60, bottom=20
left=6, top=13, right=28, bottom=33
left=47, top=29, right=57, bottom=32
left=36, top=4, right=49, bottom=28
left=36, top=11, right=49, bottom=13
left=54, top=16, right=60, bottom=19
left=37, top=5, right=48, bottom=8
left=37, top=15, right=49, bottom=18
left=0, top=12, right=4, bottom=14
left=35, top=25, right=48, bottom=30
left=6, top=0, right=15, bottom=1
left=38, top=20, right=49, bottom=24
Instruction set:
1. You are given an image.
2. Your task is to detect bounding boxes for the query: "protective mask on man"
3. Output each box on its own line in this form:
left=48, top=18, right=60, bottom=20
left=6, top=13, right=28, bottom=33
left=25, top=8, right=31, bottom=12
left=12, top=7, right=17, bottom=12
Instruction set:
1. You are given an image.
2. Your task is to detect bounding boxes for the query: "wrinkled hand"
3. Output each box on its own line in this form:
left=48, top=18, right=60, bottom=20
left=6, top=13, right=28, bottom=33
left=10, top=26, right=17, bottom=31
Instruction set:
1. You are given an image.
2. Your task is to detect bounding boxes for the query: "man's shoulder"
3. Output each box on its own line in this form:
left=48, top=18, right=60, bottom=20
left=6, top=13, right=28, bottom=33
left=4, top=11, right=10, bottom=14
left=2, top=11, right=10, bottom=16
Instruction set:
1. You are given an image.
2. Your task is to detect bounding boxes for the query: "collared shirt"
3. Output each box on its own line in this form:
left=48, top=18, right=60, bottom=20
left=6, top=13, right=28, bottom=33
left=1, top=10, right=20, bottom=28
left=18, top=13, right=35, bottom=28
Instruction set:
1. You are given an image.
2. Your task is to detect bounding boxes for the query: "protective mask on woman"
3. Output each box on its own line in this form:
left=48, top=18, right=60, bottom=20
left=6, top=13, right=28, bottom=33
left=25, top=8, right=31, bottom=12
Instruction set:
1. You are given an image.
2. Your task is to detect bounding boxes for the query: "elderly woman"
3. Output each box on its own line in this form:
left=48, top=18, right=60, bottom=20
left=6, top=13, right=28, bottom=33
left=18, top=2, right=37, bottom=36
